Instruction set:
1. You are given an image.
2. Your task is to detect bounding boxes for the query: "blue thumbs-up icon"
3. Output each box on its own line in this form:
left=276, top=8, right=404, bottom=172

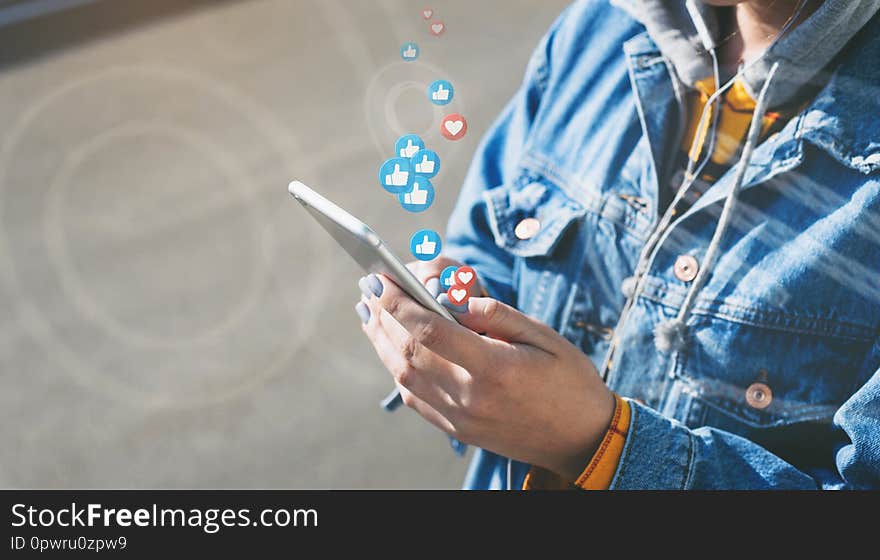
left=400, top=42, right=420, bottom=61
left=410, top=229, right=442, bottom=261
left=410, top=149, right=440, bottom=179
left=378, top=157, right=413, bottom=194
left=398, top=176, right=435, bottom=213
left=439, top=266, right=457, bottom=288
left=395, top=134, right=424, bottom=159
left=428, top=79, right=454, bottom=106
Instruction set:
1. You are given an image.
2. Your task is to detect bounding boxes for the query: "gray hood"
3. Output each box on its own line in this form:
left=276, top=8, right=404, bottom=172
left=612, top=0, right=880, bottom=107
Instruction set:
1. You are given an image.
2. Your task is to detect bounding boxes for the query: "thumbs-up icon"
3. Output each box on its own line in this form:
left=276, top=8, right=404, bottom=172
left=410, top=149, right=440, bottom=178
left=404, top=182, right=428, bottom=205
left=378, top=157, right=413, bottom=194
left=400, top=42, right=419, bottom=61
left=416, top=154, right=435, bottom=174
left=386, top=164, right=409, bottom=187
left=439, top=265, right=458, bottom=288
left=394, top=134, right=424, bottom=159
left=410, top=229, right=442, bottom=261
left=428, top=80, right=454, bottom=106
left=399, top=178, right=434, bottom=212
left=400, top=140, right=419, bottom=158
left=415, top=235, right=435, bottom=255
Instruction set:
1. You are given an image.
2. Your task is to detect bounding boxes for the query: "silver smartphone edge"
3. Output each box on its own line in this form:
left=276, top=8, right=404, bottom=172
left=288, top=180, right=458, bottom=324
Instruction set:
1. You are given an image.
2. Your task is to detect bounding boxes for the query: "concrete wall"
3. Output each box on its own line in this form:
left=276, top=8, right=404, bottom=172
left=0, top=0, right=569, bottom=488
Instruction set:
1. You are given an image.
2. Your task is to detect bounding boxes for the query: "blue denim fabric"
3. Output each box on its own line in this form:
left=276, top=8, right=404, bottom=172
left=446, top=0, right=880, bottom=489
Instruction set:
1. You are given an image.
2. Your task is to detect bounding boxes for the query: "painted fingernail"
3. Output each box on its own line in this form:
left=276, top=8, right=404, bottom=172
left=355, top=301, right=371, bottom=324
left=365, top=274, right=384, bottom=297
left=426, top=277, right=441, bottom=298
left=437, top=292, right=468, bottom=313
left=448, top=436, right=467, bottom=456
left=358, top=276, right=373, bottom=299
left=381, top=390, right=403, bottom=412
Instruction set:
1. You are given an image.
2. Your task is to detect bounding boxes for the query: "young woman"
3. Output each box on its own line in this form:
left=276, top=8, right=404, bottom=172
left=355, top=0, right=880, bottom=489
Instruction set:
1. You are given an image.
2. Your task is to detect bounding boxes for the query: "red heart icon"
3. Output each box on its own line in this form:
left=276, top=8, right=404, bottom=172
left=430, top=20, right=445, bottom=36
left=440, top=113, right=467, bottom=141
left=422, top=7, right=433, bottom=20
left=455, top=266, right=476, bottom=288
left=447, top=284, right=470, bottom=306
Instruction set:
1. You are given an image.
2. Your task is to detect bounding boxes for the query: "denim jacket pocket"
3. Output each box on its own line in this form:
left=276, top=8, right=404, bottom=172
left=668, top=312, right=874, bottom=432
left=483, top=179, right=587, bottom=258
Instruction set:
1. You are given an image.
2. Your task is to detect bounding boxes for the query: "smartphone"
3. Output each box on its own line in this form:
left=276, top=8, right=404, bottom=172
left=289, top=181, right=458, bottom=323
left=288, top=180, right=461, bottom=414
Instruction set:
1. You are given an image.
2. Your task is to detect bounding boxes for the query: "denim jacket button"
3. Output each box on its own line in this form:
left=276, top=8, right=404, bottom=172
left=745, top=382, right=773, bottom=409
left=673, top=255, right=699, bottom=282
left=514, top=218, right=541, bottom=240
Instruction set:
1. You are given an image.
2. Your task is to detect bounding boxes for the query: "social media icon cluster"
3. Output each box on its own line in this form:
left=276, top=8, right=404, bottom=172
left=439, top=264, right=476, bottom=306
left=379, top=133, right=440, bottom=220
left=421, top=6, right=445, bottom=36
left=380, top=9, right=471, bottom=264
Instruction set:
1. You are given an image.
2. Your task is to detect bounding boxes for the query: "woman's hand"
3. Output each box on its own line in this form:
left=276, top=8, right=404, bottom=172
left=355, top=270, right=614, bottom=481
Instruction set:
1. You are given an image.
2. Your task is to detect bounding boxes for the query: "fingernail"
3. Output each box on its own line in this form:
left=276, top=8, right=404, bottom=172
left=365, top=274, right=384, bottom=297
left=358, top=276, right=373, bottom=299
left=355, top=301, right=371, bottom=324
left=448, top=436, right=467, bottom=456
left=381, top=389, right=403, bottom=412
left=426, top=277, right=440, bottom=298
left=437, top=293, right=468, bottom=314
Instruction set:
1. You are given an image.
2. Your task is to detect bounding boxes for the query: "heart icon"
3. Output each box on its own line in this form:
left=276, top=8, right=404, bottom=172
left=448, top=285, right=469, bottom=305
left=441, top=113, right=467, bottom=140
left=455, top=266, right=476, bottom=287
left=422, top=8, right=433, bottom=19
left=430, top=20, right=445, bottom=36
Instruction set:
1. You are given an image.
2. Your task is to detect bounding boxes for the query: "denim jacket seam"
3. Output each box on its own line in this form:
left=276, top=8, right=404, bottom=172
left=686, top=307, right=878, bottom=342
left=518, top=151, right=590, bottom=205
left=801, top=128, right=880, bottom=175
left=671, top=365, right=838, bottom=418
left=638, top=279, right=878, bottom=341
left=612, top=400, right=694, bottom=490
left=609, top=399, right=638, bottom=489
left=681, top=430, right=696, bottom=490
left=680, top=390, right=838, bottom=427
left=517, top=152, right=653, bottom=239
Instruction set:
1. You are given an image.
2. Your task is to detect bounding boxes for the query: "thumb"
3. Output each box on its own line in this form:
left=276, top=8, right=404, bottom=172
left=456, top=297, right=556, bottom=348
left=393, top=164, right=401, bottom=172
left=421, top=234, right=430, bottom=244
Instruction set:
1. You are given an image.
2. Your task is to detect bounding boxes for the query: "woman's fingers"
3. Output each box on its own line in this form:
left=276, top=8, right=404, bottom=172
left=456, top=297, right=558, bottom=351
left=373, top=274, right=488, bottom=371
left=360, top=294, right=460, bottom=416
left=397, top=386, right=456, bottom=435
left=374, top=307, right=470, bottom=404
left=361, top=314, right=457, bottom=434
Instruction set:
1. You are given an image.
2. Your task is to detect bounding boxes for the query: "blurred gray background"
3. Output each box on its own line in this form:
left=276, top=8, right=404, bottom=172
left=0, top=0, right=568, bottom=488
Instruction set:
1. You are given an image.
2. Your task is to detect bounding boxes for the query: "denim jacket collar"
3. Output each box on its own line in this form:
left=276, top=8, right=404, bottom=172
left=624, top=15, right=880, bottom=222
left=797, top=13, right=880, bottom=174
left=628, top=14, right=880, bottom=174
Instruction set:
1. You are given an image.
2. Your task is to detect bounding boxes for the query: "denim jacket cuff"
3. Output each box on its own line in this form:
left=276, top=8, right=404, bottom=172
left=609, top=399, right=696, bottom=490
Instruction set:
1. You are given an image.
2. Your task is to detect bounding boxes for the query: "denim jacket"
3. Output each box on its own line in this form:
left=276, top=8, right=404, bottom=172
left=444, top=0, right=880, bottom=489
